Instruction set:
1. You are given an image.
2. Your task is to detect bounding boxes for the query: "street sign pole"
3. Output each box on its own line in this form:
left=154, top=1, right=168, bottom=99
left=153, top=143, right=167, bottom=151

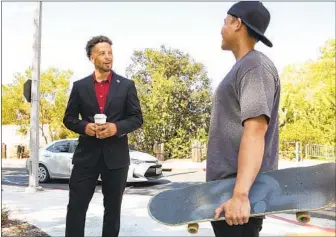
left=26, top=1, right=43, bottom=193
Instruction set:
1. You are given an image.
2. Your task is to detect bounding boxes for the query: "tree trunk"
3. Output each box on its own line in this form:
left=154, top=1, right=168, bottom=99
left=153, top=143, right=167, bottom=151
left=40, top=124, right=48, bottom=145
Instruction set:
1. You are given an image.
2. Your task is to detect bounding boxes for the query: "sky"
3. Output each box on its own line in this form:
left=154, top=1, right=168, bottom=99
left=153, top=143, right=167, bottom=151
left=2, top=2, right=335, bottom=91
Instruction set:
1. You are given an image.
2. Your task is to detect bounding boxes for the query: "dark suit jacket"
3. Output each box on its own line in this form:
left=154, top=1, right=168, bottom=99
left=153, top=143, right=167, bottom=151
left=63, top=70, right=143, bottom=169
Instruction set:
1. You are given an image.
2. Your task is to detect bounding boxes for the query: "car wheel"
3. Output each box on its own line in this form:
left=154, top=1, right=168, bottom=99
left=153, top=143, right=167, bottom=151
left=38, top=164, right=50, bottom=183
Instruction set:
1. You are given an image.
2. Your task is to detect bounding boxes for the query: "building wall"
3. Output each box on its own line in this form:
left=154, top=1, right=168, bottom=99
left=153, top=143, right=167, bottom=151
left=1, top=124, right=52, bottom=158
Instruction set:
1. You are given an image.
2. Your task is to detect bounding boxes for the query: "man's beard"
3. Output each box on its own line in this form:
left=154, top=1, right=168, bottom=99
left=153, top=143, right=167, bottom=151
left=98, top=65, right=111, bottom=72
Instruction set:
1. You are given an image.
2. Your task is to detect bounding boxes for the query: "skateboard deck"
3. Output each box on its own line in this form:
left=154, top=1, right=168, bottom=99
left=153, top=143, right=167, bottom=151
left=148, top=162, right=335, bottom=233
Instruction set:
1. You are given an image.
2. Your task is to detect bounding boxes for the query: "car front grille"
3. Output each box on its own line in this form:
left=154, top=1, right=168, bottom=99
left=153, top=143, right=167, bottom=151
left=144, top=164, right=162, bottom=177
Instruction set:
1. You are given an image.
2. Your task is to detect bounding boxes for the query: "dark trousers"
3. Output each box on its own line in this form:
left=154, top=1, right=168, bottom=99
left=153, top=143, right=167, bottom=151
left=65, top=155, right=129, bottom=237
left=211, top=217, right=263, bottom=237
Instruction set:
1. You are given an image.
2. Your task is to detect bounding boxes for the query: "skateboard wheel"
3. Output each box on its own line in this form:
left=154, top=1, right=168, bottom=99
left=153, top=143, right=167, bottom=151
left=296, top=211, right=311, bottom=224
left=187, top=223, right=199, bottom=234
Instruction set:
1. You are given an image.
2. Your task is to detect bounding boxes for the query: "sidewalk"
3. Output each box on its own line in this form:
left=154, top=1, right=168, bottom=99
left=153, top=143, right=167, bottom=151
left=2, top=185, right=335, bottom=236
left=2, top=158, right=27, bottom=169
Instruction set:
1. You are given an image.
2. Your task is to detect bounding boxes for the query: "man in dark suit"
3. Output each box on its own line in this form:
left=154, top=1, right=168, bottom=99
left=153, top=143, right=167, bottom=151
left=63, top=35, right=143, bottom=237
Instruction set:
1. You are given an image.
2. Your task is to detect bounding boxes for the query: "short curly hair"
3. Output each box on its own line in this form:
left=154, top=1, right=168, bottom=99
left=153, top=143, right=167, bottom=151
left=85, top=35, right=112, bottom=59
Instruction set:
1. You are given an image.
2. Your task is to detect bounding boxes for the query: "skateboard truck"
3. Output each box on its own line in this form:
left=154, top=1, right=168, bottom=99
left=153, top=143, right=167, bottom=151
left=187, top=223, right=199, bottom=234
left=296, top=211, right=311, bottom=224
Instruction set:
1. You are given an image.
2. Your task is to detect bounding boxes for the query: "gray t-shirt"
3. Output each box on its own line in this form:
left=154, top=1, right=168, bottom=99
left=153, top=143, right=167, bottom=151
left=206, top=50, right=280, bottom=182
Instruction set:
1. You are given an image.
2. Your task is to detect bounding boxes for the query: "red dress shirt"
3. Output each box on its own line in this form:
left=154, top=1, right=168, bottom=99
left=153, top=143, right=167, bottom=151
left=84, top=72, right=112, bottom=133
left=93, top=71, right=112, bottom=113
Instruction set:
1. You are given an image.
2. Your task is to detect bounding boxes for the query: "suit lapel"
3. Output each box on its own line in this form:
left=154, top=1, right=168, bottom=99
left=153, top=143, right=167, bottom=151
left=104, top=71, right=121, bottom=114
left=86, top=74, right=100, bottom=114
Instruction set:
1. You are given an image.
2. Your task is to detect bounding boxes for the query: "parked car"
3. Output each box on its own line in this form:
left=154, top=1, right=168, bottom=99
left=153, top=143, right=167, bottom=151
left=25, top=139, right=162, bottom=183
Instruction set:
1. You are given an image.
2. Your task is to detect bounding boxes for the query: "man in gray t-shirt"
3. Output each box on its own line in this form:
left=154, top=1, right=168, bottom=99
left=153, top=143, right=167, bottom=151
left=205, top=2, right=280, bottom=237
left=206, top=50, right=280, bottom=182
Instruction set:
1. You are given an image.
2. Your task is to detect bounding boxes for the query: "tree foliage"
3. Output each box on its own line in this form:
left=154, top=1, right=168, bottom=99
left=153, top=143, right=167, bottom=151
left=279, top=39, right=335, bottom=146
left=126, top=45, right=212, bottom=159
left=2, top=68, right=77, bottom=143
left=2, top=40, right=334, bottom=160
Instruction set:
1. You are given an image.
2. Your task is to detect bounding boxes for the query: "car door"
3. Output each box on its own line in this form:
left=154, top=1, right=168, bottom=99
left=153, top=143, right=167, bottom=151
left=68, top=140, right=78, bottom=174
left=47, top=140, right=72, bottom=178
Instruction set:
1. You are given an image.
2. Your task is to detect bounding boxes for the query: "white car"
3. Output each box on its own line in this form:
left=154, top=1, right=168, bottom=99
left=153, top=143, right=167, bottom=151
left=25, top=139, right=163, bottom=183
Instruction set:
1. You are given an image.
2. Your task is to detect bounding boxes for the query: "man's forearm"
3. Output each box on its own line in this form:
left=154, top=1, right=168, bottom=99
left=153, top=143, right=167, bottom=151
left=115, top=114, right=143, bottom=137
left=63, top=115, right=88, bottom=135
left=114, top=81, right=143, bottom=137
left=233, top=118, right=268, bottom=197
left=63, top=83, right=88, bottom=135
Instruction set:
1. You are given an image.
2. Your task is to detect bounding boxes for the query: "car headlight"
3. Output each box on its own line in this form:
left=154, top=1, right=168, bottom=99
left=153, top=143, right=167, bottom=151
left=131, top=158, right=144, bottom=165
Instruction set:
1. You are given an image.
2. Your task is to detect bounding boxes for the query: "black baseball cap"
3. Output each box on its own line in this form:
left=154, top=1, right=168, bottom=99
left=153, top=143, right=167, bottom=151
left=227, top=1, right=273, bottom=47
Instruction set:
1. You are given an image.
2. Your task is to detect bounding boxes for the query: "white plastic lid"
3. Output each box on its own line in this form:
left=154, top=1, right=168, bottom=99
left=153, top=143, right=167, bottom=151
left=94, top=114, right=107, bottom=119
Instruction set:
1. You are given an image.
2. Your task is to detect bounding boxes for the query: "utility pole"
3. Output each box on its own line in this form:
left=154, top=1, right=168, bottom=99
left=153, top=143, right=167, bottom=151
left=26, top=1, right=43, bottom=193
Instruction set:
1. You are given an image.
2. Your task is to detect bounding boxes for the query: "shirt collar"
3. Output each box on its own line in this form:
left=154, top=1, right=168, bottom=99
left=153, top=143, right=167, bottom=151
left=93, top=71, right=112, bottom=83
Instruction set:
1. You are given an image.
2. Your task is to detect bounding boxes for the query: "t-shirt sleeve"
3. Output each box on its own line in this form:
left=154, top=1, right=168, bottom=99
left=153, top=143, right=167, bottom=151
left=237, top=65, right=276, bottom=126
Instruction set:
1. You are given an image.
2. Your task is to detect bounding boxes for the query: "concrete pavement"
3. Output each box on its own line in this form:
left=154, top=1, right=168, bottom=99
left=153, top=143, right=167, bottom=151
left=2, top=184, right=335, bottom=237
left=2, top=158, right=335, bottom=236
left=2, top=158, right=27, bottom=169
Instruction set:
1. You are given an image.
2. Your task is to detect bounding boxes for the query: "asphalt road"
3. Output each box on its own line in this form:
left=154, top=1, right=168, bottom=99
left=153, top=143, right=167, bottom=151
left=2, top=167, right=335, bottom=221
left=1, top=167, right=204, bottom=195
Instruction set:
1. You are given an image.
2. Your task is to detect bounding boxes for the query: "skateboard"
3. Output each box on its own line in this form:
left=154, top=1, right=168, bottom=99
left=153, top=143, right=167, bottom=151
left=148, top=162, right=335, bottom=234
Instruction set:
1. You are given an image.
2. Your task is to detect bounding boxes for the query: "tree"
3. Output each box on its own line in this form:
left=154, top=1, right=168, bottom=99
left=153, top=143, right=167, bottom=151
left=126, top=45, right=212, bottom=159
left=279, top=39, right=335, bottom=147
left=2, top=67, right=77, bottom=143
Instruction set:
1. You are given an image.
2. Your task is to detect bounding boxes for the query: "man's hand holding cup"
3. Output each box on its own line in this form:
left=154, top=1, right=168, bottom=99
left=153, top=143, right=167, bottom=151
left=84, top=123, right=98, bottom=136
left=94, top=114, right=117, bottom=139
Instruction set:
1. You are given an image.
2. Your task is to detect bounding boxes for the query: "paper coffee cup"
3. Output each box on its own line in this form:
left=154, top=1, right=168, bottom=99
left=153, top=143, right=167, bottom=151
left=94, top=114, right=107, bottom=124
